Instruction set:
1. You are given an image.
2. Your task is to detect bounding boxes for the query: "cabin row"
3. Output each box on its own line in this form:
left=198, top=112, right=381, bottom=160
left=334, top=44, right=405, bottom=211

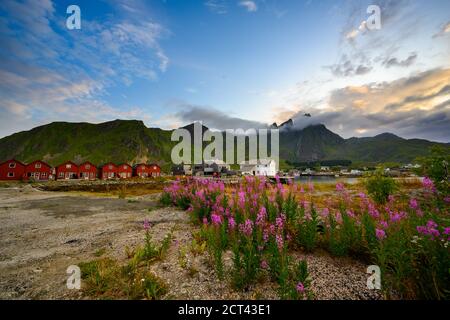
left=0, top=159, right=161, bottom=181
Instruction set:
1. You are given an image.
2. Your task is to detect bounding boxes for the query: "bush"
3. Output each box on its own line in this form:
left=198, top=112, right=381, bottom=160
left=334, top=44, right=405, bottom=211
left=416, top=146, right=450, bottom=194
left=364, top=169, right=397, bottom=204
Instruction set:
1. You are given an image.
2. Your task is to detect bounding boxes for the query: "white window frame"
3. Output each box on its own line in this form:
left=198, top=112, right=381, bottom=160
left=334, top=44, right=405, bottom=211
left=7, top=172, right=14, bottom=177
left=9, top=163, right=16, bottom=168
left=35, top=163, right=41, bottom=169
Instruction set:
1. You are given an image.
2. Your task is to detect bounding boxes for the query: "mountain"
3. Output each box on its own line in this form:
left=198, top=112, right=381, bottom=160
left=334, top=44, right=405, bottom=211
left=0, top=120, right=176, bottom=170
left=0, top=120, right=448, bottom=170
left=279, top=124, right=448, bottom=164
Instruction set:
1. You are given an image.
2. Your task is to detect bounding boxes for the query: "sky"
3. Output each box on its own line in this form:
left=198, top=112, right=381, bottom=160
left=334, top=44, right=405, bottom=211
left=0, top=0, right=449, bottom=142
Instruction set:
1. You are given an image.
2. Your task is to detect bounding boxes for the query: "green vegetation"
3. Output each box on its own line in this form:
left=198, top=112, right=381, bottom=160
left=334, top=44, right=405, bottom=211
left=1, top=120, right=447, bottom=169
left=364, top=169, right=398, bottom=204
left=416, top=146, right=450, bottom=194
left=78, top=221, right=172, bottom=299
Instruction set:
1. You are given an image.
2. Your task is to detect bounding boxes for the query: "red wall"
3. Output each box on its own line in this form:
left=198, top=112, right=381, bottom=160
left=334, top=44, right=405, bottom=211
left=148, top=164, right=161, bottom=177
left=79, top=162, right=97, bottom=180
left=56, top=161, right=79, bottom=180
left=101, top=163, right=117, bottom=179
left=117, top=164, right=132, bottom=179
left=25, top=161, right=52, bottom=181
left=135, top=164, right=151, bottom=177
left=0, top=160, right=26, bottom=180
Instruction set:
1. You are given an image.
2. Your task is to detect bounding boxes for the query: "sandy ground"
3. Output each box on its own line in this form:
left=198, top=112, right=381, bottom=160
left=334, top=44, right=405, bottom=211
left=0, top=185, right=383, bottom=300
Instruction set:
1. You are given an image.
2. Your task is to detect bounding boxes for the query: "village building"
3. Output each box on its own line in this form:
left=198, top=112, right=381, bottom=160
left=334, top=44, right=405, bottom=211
left=148, top=163, right=161, bottom=177
left=240, top=159, right=277, bottom=177
left=0, top=159, right=26, bottom=180
left=135, top=163, right=155, bottom=178
left=117, top=163, right=132, bottom=179
left=56, top=161, right=79, bottom=180
left=78, top=162, right=97, bottom=180
left=101, top=163, right=118, bottom=179
left=25, top=160, right=52, bottom=181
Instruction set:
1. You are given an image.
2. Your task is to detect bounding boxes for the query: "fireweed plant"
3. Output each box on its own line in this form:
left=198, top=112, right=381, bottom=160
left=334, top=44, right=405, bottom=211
left=161, top=176, right=450, bottom=299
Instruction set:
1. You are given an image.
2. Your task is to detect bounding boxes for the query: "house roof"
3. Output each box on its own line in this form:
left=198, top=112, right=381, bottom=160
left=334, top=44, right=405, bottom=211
left=79, top=161, right=97, bottom=167
left=0, top=159, right=26, bottom=167
left=26, top=160, right=52, bottom=168
left=56, top=160, right=78, bottom=168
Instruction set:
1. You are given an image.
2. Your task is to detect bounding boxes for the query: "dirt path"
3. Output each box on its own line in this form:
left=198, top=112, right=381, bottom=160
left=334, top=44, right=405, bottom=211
left=0, top=186, right=384, bottom=300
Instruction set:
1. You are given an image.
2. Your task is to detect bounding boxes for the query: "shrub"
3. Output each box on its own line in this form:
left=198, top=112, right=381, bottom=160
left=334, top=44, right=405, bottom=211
left=364, top=169, right=397, bottom=204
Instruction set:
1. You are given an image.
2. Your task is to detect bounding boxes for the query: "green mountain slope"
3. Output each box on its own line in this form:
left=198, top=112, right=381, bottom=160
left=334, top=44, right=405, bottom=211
left=0, top=120, right=175, bottom=169
left=0, top=120, right=448, bottom=170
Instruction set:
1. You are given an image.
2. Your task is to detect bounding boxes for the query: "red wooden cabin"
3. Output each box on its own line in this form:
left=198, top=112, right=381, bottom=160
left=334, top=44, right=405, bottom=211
left=101, top=163, right=117, bottom=179
left=56, top=161, right=79, bottom=180
left=117, top=163, right=132, bottom=179
left=25, top=160, right=52, bottom=181
left=134, top=163, right=151, bottom=178
left=0, top=159, right=26, bottom=180
left=79, top=162, right=97, bottom=180
left=148, top=163, right=161, bottom=177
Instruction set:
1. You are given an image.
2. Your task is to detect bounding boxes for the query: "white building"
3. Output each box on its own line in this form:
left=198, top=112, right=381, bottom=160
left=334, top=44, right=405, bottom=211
left=240, top=159, right=277, bottom=177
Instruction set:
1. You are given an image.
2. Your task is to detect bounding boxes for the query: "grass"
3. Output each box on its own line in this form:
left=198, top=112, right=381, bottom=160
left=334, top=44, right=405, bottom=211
left=78, top=258, right=167, bottom=300
left=78, top=227, right=173, bottom=299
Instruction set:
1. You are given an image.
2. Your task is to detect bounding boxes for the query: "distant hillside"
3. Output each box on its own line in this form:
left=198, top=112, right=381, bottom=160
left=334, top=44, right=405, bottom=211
left=0, top=120, right=448, bottom=170
left=0, top=120, right=175, bottom=170
left=279, top=124, right=448, bottom=164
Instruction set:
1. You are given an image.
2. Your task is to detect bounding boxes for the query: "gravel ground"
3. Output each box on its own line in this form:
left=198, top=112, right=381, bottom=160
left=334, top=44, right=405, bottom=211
left=0, top=185, right=384, bottom=300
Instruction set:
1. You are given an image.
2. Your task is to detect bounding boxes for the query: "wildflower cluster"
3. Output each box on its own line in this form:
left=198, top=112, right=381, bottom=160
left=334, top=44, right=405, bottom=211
left=161, top=175, right=450, bottom=299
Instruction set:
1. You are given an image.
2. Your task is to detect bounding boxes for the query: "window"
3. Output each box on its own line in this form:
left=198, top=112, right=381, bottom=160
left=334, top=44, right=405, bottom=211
left=59, top=172, right=64, bottom=178
left=109, top=165, right=113, bottom=169
left=153, top=166, right=157, bottom=170
left=42, top=173, right=47, bottom=177
left=124, top=165, right=127, bottom=169
left=35, top=163, right=41, bottom=168
left=9, top=163, right=16, bottom=168
left=7, top=172, right=14, bottom=177
left=85, top=164, right=90, bottom=169
left=66, top=164, right=71, bottom=169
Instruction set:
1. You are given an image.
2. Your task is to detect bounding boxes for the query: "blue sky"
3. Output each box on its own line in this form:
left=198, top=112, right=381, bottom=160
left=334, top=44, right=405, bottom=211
left=0, top=0, right=449, bottom=141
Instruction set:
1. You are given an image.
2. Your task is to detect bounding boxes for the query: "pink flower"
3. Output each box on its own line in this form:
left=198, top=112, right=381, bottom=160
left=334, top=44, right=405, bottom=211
left=321, top=208, right=330, bottom=218
left=211, top=213, right=222, bottom=226
left=380, top=220, right=388, bottom=229
left=422, top=177, right=435, bottom=192
left=202, top=217, right=208, bottom=225
left=275, top=214, right=285, bottom=230
left=308, top=182, right=314, bottom=192
left=143, top=219, right=151, bottom=231
left=228, top=217, right=236, bottom=230
left=239, top=219, right=254, bottom=237
left=260, top=260, right=268, bottom=269
left=296, top=282, right=305, bottom=293
left=256, top=207, right=267, bottom=226
left=409, top=198, right=418, bottom=210
left=276, top=234, right=284, bottom=251
left=444, top=227, right=450, bottom=235
left=336, top=183, right=345, bottom=192
left=375, top=228, right=386, bottom=240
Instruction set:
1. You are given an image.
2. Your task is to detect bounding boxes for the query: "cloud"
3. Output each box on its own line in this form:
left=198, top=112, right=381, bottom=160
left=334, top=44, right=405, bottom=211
left=0, top=0, right=169, bottom=137
left=239, top=1, right=258, bottom=12
left=326, top=55, right=372, bottom=77
left=433, top=21, right=450, bottom=38
left=174, top=104, right=267, bottom=130
left=205, top=0, right=228, bottom=14
left=382, top=52, right=418, bottom=68
left=288, top=68, right=450, bottom=142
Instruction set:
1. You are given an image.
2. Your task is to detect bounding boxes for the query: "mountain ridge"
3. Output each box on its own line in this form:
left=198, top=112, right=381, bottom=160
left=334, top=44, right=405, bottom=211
left=0, top=120, right=448, bottom=169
